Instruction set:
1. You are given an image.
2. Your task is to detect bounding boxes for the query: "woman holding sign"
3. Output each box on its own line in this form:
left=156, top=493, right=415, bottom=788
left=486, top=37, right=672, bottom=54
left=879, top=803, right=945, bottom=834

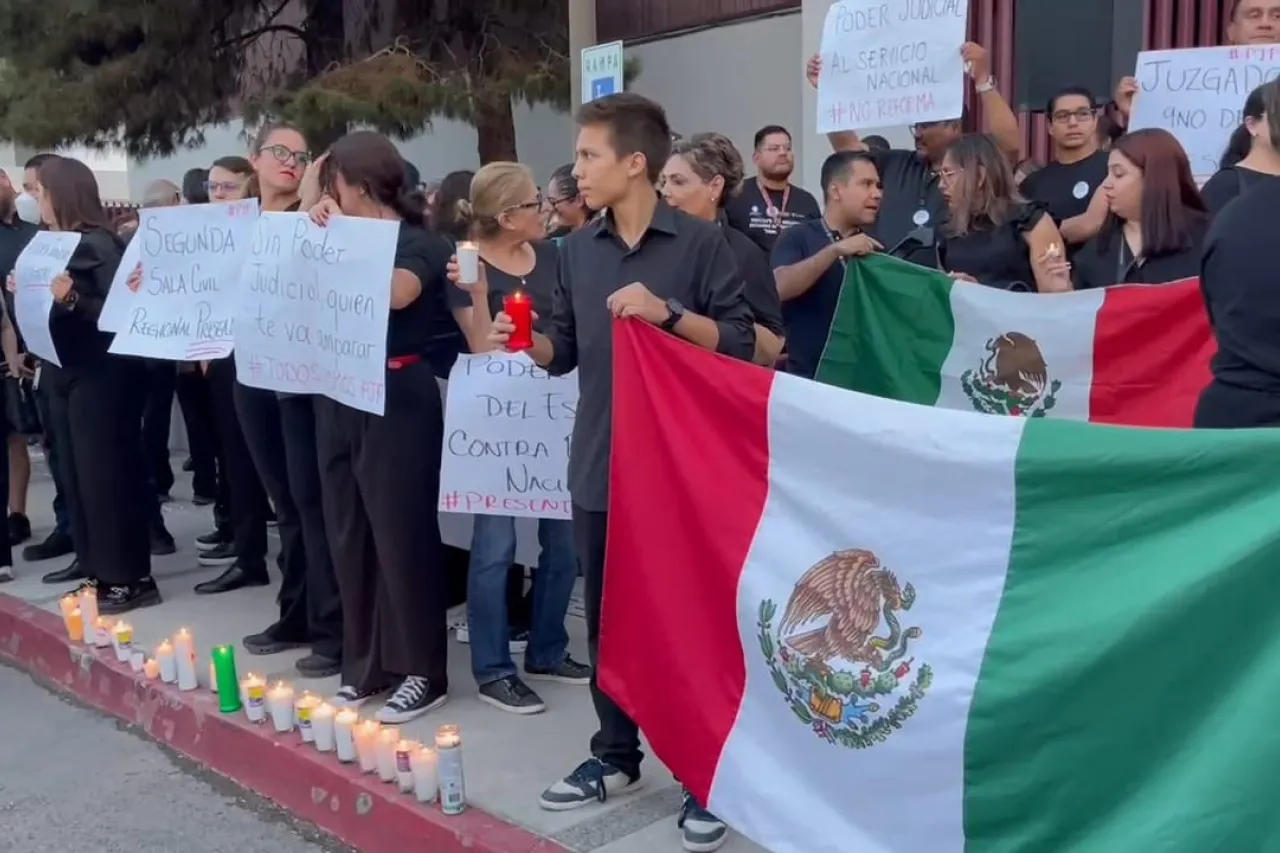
left=309, top=130, right=453, bottom=723
left=30, top=157, right=157, bottom=613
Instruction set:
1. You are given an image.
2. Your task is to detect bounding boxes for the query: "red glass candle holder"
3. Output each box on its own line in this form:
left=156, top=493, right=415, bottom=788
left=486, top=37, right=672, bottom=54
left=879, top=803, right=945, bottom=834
left=504, top=291, right=533, bottom=351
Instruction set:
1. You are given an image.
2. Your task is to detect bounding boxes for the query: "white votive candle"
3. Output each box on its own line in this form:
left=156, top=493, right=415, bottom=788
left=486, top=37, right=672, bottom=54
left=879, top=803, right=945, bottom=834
left=242, top=674, right=267, bottom=723
left=375, top=728, right=399, bottom=782
left=354, top=720, right=381, bottom=773
left=456, top=241, right=479, bottom=283
left=267, top=682, right=294, bottom=733
left=209, top=661, right=218, bottom=693
left=76, top=586, right=98, bottom=644
left=111, top=620, right=133, bottom=663
left=155, top=640, right=177, bottom=683
left=143, top=658, right=160, bottom=680
left=411, top=746, right=439, bottom=803
left=173, top=629, right=197, bottom=691
left=334, top=709, right=358, bottom=763
left=93, top=617, right=112, bottom=649
left=311, top=702, right=336, bottom=752
left=129, top=650, right=146, bottom=673
left=295, top=694, right=320, bottom=743
left=395, top=739, right=420, bottom=793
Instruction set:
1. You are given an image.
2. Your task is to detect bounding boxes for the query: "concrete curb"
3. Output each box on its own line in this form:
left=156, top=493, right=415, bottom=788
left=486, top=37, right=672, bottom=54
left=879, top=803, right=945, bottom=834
left=0, top=593, right=565, bottom=853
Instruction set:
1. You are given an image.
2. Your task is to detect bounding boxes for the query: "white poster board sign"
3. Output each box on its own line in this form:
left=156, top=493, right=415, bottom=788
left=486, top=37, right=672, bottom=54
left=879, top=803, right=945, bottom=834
left=1129, top=45, right=1280, bottom=182
left=233, top=212, right=395, bottom=415
left=108, top=199, right=259, bottom=360
left=97, top=237, right=140, bottom=333
left=816, top=0, right=968, bottom=133
left=438, top=352, right=577, bottom=520
left=13, top=232, right=82, bottom=366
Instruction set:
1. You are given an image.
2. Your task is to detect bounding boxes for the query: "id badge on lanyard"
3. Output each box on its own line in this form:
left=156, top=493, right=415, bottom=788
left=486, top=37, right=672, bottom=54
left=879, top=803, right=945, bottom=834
left=760, top=180, right=790, bottom=228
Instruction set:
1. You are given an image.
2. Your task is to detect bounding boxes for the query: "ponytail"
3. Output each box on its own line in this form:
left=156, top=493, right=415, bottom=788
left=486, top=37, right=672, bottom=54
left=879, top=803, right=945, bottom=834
left=391, top=185, right=428, bottom=229
left=1220, top=124, right=1252, bottom=170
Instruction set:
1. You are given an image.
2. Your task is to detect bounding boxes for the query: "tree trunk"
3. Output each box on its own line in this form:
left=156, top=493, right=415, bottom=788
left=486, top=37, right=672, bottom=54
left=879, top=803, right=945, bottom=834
left=304, top=0, right=348, bottom=152
left=475, top=96, right=518, bottom=164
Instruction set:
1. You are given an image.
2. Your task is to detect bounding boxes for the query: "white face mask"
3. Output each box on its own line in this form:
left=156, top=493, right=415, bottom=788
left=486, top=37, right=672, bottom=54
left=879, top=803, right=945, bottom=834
left=15, top=192, right=40, bottom=224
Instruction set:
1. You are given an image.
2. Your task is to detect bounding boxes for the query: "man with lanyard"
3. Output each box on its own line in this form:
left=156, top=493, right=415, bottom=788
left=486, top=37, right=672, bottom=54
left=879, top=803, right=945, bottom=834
left=725, top=124, right=821, bottom=253
left=805, top=42, right=1023, bottom=268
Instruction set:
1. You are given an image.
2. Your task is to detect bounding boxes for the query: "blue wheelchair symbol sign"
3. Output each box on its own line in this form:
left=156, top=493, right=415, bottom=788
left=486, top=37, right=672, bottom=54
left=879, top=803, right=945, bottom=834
left=591, top=77, right=616, bottom=99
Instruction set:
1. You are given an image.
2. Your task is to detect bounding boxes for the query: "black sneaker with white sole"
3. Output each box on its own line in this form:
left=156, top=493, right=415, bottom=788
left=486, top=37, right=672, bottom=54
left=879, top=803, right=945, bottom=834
left=538, top=757, right=644, bottom=811
left=478, top=675, right=546, bottom=715
left=525, top=656, right=592, bottom=685
left=374, top=676, right=446, bottom=724
left=195, top=528, right=230, bottom=553
left=678, top=789, right=728, bottom=852
left=332, top=683, right=392, bottom=708
left=196, top=542, right=237, bottom=567
left=97, top=578, right=162, bottom=615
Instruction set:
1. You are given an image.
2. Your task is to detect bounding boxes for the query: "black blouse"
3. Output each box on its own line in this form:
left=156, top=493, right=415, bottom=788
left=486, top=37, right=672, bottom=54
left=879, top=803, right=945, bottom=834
left=1073, top=218, right=1207, bottom=290
left=938, top=202, right=1048, bottom=291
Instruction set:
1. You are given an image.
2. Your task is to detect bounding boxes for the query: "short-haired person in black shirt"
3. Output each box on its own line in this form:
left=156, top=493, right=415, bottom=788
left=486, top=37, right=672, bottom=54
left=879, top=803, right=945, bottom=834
left=486, top=92, right=754, bottom=852
left=443, top=161, right=590, bottom=716
left=723, top=124, right=821, bottom=254
left=661, top=131, right=786, bottom=365
left=307, top=131, right=454, bottom=723
left=1018, top=86, right=1110, bottom=250
left=772, top=150, right=883, bottom=379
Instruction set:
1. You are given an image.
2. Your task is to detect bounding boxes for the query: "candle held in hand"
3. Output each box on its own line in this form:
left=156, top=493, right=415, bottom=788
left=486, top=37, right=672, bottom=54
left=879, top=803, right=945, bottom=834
left=503, top=291, right=533, bottom=350
left=456, top=241, right=479, bottom=284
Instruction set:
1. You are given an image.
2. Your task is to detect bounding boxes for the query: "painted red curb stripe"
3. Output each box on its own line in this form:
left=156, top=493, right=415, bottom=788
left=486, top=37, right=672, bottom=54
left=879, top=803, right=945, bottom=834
left=0, top=593, right=564, bottom=853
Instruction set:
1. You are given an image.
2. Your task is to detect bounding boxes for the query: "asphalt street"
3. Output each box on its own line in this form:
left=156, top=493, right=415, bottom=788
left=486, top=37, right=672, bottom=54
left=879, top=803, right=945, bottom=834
left=0, top=665, right=346, bottom=853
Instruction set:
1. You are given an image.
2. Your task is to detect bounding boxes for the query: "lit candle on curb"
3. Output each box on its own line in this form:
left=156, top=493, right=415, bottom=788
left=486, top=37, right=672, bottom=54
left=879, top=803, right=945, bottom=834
left=411, top=745, right=438, bottom=803
left=311, top=703, right=336, bottom=752
left=143, top=658, right=160, bottom=680
left=173, top=629, right=198, bottom=691
left=334, top=709, right=358, bottom=763
left=241, top=674, right=267, bottom=723
left=110, top=620, right=133, bottom=663
left=93, top=617, right=112, bottom=648
left=267, top=682, right=294, bottom=733
left=435, top=724, right=466, bottom=814
left=129, top=650, right=145, bottom=673
left=209, top=661, right=218, bottom=693
left=295, top=693, right=320, bottom=743
left=354, top=720, right=381, bottom=773
left=76, top=586, right=98, bottom=644
left=58, top=595, right=79, bottom=641
left=66, top=607, right=83, bottom=643
left=395, top=739, right=420, bottom=793
left=210, top=645, right=241, bottom=712
left=155, top=641, right=177, bottom=683
left=376, top=728, right=399, bottom=782
left=456, top=241, right=479, bottom=284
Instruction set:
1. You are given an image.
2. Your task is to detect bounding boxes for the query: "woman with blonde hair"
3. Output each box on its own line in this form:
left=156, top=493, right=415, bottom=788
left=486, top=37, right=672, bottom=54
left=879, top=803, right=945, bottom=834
left=444, top=161, right=589, bottom=715
left=660, top=132, right=785, bottom=365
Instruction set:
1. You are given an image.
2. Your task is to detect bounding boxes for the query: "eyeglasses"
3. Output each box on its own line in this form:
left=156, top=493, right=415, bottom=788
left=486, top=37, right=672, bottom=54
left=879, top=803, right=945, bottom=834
left=505, top=193, right=544, bottom=213
left=259, top=144, right=312, bottom=166
left=204, top=180, right=243, bottom=194
left=546, top=194, right=576, bottom=207
left=1051, top=108, right=1095, bottom=124
left=937, top=168, right=962, bottom=183
left=760, top=145, right=793, bottom=155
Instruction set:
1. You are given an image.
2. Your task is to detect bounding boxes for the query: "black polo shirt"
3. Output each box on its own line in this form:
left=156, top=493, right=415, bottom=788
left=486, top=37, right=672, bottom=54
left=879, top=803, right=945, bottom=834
left=770, top=218, right=846, bottom=380
left=545, top=200, right=755, bottom=512
left=866, top=148, right=946, bottom=268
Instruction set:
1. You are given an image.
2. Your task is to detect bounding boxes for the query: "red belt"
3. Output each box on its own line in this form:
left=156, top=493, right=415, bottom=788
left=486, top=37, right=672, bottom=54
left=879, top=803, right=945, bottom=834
left=387, top=354, right=422, bottom=370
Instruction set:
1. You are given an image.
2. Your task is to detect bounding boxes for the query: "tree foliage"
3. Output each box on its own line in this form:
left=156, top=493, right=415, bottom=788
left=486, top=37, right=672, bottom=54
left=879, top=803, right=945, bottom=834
left=0, top=0, right=640, bottom=162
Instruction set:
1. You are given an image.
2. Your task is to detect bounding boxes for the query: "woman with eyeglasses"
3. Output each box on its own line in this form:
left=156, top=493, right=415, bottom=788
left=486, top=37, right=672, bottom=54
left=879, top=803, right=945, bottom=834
left=441, top=162, right=590, bottom=715
left=937, top=133, right=1072, bottom=292
left=543, top=164, right=591, bottom=240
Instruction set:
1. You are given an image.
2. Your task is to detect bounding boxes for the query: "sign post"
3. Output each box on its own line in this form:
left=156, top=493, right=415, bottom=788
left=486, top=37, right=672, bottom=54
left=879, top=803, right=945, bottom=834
left=580, top=41, right=624, bottom=104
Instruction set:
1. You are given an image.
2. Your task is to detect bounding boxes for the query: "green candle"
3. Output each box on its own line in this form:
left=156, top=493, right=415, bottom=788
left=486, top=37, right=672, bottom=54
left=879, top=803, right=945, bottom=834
left=211, top=645, right=242, bottom=713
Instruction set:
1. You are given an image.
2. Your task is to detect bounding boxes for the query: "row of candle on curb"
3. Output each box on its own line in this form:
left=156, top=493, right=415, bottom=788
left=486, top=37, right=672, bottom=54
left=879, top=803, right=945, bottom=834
left=58, top=592, right=465, bottom=813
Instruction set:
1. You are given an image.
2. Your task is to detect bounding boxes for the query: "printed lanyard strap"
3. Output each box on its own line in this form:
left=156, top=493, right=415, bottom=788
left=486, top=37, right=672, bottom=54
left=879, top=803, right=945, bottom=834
left=760, top=180, right=790, bottom=223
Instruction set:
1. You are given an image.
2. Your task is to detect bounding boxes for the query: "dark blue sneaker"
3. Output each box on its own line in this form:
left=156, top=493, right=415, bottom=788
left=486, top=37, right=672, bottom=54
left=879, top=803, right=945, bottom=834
left=538, top=757, right=643, bottom=811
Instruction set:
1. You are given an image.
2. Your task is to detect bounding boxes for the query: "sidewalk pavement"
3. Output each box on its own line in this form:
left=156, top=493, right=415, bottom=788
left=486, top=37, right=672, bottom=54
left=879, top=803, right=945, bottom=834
left=0, top=452, right=768, bottom=853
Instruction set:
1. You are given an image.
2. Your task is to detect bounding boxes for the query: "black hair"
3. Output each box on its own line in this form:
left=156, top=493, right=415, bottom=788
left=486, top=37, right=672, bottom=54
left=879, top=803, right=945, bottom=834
left=550, top=163, right=578, bottom=198
left=38, top=157, right=111, bottom=232
left=862, top=135, right=891, bottom=152
left=327, top=130, right=426, bottom=227
left=1045, top=86, right=1097, bottom=117
left=403, top=160, right=422, bottom=189
left=211, top=156, right=252, bottom=175
left=753, top=125, right=791, bottom=150
left=23, top=153, right=56, bottom=171
left=182, top=168, right=209, bottom=204
left=574, top=92, right=672, bottom=184
left=820, top=150, right=877, bottom=198
left=431, top=169, right=476, bottom=242
left=1220, top=84, right=1266, bottom=169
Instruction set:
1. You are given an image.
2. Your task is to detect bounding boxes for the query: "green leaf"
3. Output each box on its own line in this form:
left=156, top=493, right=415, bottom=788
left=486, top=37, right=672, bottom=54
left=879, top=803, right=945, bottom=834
left=790, top=701, right=813, bottom=724
left=770, top=667, right=789, bottom=695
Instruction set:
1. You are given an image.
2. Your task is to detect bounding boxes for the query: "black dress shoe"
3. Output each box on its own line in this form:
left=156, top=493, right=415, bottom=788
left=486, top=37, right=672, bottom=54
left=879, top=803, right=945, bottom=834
left=296, top=653, right=342, bottom=679
left=194, top=564, right=270, bottom=595
left=98, top=578, right=162, bottom=615
left=42, top=559, right=85, bottom=585
left=243, top=628, right=309, bottom=656
left=24, top=530, right=74, bottom=562
left=8, top=512, right=31, bottom=545
left=150, top=530, right=177, bottom=556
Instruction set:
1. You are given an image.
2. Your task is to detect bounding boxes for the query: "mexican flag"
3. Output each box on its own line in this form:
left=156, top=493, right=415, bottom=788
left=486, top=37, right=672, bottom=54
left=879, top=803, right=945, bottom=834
left=816, top=255, right=1214, bottom=427
left=602, top=320, right=1280, bottom=853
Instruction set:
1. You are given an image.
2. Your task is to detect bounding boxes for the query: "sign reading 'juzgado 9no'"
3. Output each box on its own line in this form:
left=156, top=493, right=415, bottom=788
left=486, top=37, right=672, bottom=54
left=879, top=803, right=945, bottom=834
left=438, top=352, right=578, bottom=521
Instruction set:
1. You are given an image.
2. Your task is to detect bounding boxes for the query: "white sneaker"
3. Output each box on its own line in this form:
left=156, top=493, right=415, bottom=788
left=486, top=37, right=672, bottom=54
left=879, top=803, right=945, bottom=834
left=0, top=565, right=12, bottom=583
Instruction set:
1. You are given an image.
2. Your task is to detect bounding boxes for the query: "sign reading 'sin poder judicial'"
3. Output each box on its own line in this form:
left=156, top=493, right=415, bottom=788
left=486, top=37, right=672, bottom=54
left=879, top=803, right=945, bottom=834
left=439, top=353, right=577, bottom=520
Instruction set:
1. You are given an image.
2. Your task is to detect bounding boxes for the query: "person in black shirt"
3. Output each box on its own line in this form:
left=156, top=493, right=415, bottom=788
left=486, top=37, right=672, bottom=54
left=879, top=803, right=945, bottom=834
left=1203, top=82, right=1280, bottom=216
left=772, top=150, right=883, bottom=379
left=661, top=132, right=786, bottom=365
left=26, top=157, right=156, bottom=612
left=544, top=163, right=592, bottom=240
left=723, top=125, right=821, bottom=254
left=308, top=130, right=453, bottom=724
left=1074, top=129, right=1209, bottom=289
left=442, top=161, right=589, bottom=716
left=487, top=92, right=753, bottom=853
left=938, top=134, right=1071, bottom=292
left=1018, top=86, right=1110, bottom=249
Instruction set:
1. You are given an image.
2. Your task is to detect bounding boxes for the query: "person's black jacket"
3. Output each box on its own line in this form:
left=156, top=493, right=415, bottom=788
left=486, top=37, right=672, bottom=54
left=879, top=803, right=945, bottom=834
left=1072, top=218, right=1207, bottom=289
left=50, top=226, right=125, bottom=370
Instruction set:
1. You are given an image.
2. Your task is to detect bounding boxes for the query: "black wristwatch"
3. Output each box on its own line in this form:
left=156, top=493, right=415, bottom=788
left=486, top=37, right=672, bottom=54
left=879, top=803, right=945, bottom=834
left=660, top=298, right=685, bottom=332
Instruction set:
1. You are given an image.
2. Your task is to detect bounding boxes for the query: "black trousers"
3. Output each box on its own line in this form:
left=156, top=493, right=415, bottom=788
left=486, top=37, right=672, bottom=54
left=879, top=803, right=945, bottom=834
left=142, top=360, right=176, bottom=497
left=207, top=358, right=269, bottom=571
left=46, top=359, right=151, bottom=584
left=1194, top=380, right=1280, bottom=428
left=279, top=395, right=343, bottom=659
left=35, top=381, right=72, bottom=538
left=574, top=505, right=644, bottom=778
left=176, top=366, right=219, bottom=499
left=316, top=361, right=447, bottom=691
left=0, top=408, right=11, bottom=567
